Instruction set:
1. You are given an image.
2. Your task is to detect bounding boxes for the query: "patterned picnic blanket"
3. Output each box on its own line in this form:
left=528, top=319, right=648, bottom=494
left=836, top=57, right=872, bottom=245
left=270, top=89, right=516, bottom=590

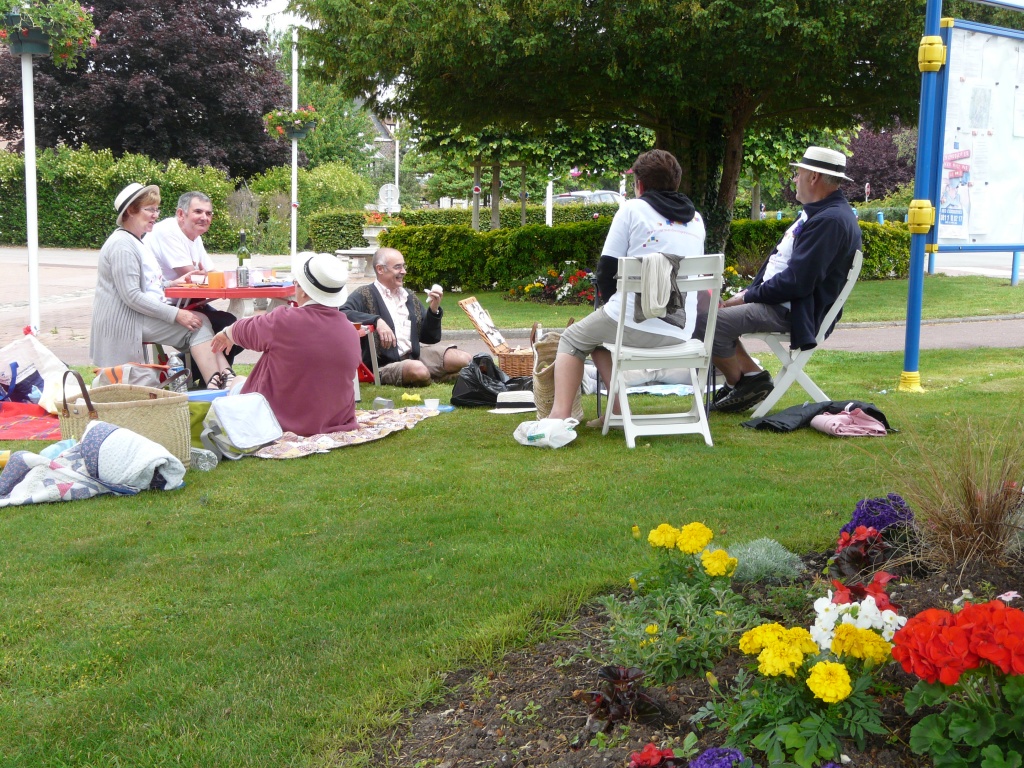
left=255, top=407, right=439, bottom=459
left=0, top=421, right=185, bottom=507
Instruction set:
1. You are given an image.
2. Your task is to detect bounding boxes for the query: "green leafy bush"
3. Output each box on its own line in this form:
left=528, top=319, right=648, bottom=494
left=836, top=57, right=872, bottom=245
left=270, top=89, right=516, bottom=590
left=307, top=210, right=368, bottom=251
left=597, top=584, right=761, bottom=685
left=726, top=218, right=793, bottom=274
left=364, top=221, right=611, bottom=291
left=859, top=221, right=910, bottom=279
left=0, top=146, right=238, bottom=251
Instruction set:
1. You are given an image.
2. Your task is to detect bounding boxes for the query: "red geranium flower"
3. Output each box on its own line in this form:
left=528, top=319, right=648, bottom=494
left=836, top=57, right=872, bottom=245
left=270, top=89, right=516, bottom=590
left=629, top=742, right=676, bottom=768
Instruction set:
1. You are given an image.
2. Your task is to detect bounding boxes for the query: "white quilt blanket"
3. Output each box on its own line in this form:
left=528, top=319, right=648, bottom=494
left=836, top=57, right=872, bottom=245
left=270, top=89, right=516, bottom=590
left=0, top=421, right=185, bottom=508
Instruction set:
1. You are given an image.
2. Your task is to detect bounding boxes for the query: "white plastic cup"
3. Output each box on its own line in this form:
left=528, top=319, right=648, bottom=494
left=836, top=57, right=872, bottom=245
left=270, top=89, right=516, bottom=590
left=424, top=398, right=440, bottom=410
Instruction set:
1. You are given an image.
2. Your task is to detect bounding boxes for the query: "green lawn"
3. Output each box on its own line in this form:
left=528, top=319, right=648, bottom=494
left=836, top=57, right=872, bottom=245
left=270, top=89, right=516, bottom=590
left=2, top=347, right=1023, bottom=766
left=443, top=274, right=1024, bottom=331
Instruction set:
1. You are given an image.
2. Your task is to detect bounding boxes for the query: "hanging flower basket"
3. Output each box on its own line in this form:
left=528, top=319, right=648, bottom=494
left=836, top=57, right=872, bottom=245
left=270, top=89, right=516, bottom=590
left=2, top=2, right=98, bottom=68
left=284, top=121, right=316, bottom=140
left=263, top=106, right=319, bottom=141
left=7, top=24, right=48, bottom=55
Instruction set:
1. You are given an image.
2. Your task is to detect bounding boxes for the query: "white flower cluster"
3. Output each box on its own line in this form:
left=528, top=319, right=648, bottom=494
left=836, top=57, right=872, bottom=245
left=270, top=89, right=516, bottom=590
left=809, top=593, right=907, bottom=650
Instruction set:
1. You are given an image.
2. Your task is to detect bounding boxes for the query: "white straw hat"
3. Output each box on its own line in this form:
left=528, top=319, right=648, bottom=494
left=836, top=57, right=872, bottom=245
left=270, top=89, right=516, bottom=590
left=790, top=147, right=854, bottom=182
left=114, top=182, right=159, bottom=226
left=293, top=251, right=348, bottom=307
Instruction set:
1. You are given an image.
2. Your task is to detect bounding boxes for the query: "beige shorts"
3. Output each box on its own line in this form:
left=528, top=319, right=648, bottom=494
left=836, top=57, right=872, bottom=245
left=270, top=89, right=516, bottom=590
left=557, top=310, right=685, bottom=360
left=379, top=344, right=458, bottom=385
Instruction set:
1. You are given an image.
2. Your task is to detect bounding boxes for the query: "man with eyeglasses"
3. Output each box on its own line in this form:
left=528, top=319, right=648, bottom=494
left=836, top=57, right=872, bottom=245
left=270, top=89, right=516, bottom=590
left=341, top=247, right=471, bottom=385
left=144, top=191, right=240, bottom=385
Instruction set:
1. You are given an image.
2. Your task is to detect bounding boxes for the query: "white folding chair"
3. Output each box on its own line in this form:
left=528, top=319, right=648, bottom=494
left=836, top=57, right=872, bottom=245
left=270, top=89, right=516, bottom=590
left=744, top=249, right=864, bottom=419
left=602, top=253, right=724, bottom=448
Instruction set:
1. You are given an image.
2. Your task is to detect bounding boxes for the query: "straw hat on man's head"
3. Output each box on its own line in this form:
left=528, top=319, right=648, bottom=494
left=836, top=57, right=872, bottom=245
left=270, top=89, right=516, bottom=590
left=114, top=182, right=160, bottom=226
left=790, top=147, right=854, bottom=182
left=293, top=251, right=348, bottom=307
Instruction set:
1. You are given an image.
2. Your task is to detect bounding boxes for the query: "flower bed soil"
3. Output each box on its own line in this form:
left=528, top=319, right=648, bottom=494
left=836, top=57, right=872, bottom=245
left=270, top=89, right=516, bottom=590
left=342, top=555, right=1022, bottom=767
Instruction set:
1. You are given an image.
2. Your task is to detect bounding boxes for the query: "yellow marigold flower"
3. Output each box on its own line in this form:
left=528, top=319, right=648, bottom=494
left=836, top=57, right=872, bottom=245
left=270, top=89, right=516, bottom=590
left=676, top=522, right=714, bottom=554
left=806, top=661, right=853, bottom=703
left=739, top=623, right=787, bottom=655
left=831, top=624, right=893, bottom=665
left=648, top=523, right=680, bottom=549
left=757, top=642, right=806, bottom=677
left=628, top=577, right=639, bottom=592
left=631, top=525, right=641, bottom=539
left=701, top=548, right=738, bottom=577
left=784, top=626, right=821, bottom=655
left=645, top=623, right=659, bottom=635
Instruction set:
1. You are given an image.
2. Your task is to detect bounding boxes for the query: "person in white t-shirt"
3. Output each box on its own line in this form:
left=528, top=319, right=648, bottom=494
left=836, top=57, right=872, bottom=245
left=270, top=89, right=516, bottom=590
left=143, top=191, right=239, bottom=385
left=547, top=149, right=706, bottom=426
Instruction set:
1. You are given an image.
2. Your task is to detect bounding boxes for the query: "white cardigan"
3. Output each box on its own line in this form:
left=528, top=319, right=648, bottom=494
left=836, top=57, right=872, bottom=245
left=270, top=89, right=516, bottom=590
left=89, top=228, right=179, bottom=366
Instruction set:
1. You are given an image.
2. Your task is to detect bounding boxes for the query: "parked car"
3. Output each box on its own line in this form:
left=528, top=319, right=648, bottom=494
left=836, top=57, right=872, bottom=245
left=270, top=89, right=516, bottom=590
left=551, top=191, right=593, bottom=205
left=588, top=190, right=625, bottom=205
left=551, top=190, right=625, bottom=206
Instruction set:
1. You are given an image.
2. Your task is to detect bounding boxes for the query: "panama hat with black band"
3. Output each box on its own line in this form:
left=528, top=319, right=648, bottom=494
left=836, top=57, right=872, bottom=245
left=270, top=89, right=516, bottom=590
left=114, top=182, right=160, bottom=226
left=790, top=146, right=854, bottom=182
left=293, top=251, right=349, bottom=307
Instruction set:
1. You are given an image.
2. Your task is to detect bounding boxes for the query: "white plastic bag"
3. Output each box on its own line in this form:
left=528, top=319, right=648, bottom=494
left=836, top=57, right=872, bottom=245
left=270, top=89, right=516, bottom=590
left=513, top=418, right=579, bottom=449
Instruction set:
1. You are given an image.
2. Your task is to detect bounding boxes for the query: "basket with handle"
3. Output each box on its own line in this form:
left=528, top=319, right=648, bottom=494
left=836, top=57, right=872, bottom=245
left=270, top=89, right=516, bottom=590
left=457, top=296, right=535, bottom=377
left=58, top=370, right=192, bottom=468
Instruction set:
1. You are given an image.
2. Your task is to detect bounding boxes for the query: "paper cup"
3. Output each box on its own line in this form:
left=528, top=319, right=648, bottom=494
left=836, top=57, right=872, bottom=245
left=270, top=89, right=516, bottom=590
left=424, top=398, right=440, bottom=410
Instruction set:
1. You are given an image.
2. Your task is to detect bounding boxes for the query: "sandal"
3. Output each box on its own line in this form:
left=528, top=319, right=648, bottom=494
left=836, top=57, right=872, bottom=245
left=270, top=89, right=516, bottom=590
left=217, top=368, right=237, bottom=391
left=206, top=371, right=226, bottom=390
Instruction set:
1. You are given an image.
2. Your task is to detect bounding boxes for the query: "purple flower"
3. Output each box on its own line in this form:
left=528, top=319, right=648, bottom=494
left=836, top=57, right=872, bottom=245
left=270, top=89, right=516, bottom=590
left=840, top=493, right=914, bottom=535
left=688, top=747, right=746, bottom=768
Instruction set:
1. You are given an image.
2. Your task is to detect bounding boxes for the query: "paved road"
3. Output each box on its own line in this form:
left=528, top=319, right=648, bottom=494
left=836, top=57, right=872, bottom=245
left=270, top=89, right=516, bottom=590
left=3, top=246, right=1024, bottom=366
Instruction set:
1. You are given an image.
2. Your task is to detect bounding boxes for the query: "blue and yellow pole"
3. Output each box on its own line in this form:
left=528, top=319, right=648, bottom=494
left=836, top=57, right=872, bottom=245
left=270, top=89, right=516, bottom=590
left=901, top=0, right=946, bottom=392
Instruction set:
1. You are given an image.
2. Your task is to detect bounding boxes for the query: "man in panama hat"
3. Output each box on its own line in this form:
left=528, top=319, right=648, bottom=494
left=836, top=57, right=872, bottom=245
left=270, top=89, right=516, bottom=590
left=699, top=146, right=862, bottom=413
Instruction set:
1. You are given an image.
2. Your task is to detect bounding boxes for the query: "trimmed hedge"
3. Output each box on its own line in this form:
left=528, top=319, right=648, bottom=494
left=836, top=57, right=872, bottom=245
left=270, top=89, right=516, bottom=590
left=0, top=147, right=239, bottom=251
left=376, top=221, right=611, bottom=291
left=854, top=206, right=909, bottom=223
left=366, top=217, right=910, bottom=291
left=859, top=221, right=911, bottom=279
left=307, top=202, right=620, bottom=249
left=307, top=211, right=368, bottom=251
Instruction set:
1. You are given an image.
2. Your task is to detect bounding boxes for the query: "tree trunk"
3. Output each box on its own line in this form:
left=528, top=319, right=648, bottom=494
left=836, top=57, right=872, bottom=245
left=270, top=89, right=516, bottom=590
left=490, top=162, right=501, bottom=230
left=472, top=162, right=481, bottom=231
left=750, top=178, right=761, bottom=221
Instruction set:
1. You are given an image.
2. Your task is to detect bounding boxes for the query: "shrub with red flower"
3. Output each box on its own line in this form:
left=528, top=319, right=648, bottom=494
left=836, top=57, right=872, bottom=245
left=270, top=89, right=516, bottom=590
left=894, top=600, right=1024, bottom=766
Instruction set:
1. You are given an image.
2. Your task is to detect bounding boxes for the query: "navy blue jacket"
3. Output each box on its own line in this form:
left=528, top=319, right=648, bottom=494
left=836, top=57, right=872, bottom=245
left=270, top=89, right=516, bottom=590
left=743, top=190, right=861, bottom=350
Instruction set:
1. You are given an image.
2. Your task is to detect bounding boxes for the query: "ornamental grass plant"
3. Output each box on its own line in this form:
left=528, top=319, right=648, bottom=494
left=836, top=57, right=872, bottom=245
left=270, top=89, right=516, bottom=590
left=886, top=413, right=1024, bottom=568
left=1, top=348, right=1023, bottom=766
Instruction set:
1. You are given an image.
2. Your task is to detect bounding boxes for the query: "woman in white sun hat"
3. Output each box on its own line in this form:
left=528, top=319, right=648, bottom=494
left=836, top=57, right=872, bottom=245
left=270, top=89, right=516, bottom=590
left=90, top=182, right=236, bottom=387
left=211, top=252, right=361, bottom=436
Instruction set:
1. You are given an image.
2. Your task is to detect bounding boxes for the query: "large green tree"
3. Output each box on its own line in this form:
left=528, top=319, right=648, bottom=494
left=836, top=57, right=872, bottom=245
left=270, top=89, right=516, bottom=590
left=295, top=0, right=923, bottom=247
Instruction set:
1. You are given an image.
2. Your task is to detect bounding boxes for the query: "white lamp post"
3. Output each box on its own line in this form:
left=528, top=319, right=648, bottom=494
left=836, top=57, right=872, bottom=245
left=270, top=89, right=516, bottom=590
left=290, top=26, right=299, bottom=257
left=20, top=50, right=40, bottom=333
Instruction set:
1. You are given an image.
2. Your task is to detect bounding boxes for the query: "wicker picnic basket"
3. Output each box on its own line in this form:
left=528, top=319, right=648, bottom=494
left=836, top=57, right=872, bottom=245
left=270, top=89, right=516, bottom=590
left=59, top=370, right=191, bottom=468
left=457, top=297, right=535, bottom=377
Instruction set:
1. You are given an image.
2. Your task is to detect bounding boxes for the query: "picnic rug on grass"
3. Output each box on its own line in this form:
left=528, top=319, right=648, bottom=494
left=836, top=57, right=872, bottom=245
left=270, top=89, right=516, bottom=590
left=255, top=407, right=438, bottom=459
left=0, top=401, right=61, bottom=441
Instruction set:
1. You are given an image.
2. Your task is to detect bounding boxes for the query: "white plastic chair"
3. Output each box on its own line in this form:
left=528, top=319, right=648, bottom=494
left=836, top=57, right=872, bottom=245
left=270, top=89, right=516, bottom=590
left=744, top=249, right=864, bottom=419
left=602, top=253, right=724, bottom=448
